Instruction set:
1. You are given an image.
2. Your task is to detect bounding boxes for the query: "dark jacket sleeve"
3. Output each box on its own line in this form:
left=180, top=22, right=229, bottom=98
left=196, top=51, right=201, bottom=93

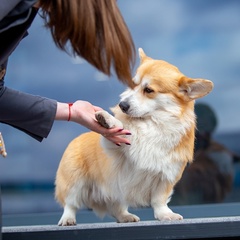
left=0, top=83, right=57, bottom=142
left=0, top=0, right=23, bottom=21
left=0, top=2, right=38, bottom=65
left=0, top=0, right=37, bottom=23
left=0, top=1, right=56, bottom=142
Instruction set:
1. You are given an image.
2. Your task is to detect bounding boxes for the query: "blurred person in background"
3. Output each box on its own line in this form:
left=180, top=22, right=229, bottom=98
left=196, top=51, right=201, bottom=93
left=175, top=103, right=239, bottom=205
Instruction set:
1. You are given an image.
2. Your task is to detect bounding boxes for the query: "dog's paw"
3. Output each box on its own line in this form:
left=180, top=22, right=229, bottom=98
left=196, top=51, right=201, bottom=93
left=95, top=111, right=123, bottom=129
left=95, top=111, right=112, bottom=129
left=155, top=212, right=183, bottom=221
left=117, top=213, right=140, bottom=223
left=58, top=217, right=76, bottom=226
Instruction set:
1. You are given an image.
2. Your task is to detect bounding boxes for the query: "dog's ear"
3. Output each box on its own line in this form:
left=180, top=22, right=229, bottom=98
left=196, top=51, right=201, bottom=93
left=138, top=48, right=146, bottom=62
left=138, top=48, right=151, bottom=63
left=178, top=76, right=213, bottom=101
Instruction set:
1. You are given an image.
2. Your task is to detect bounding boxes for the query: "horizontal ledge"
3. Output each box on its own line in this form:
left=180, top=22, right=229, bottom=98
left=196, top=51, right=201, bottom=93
left=3, top=216, right=240, bottom=240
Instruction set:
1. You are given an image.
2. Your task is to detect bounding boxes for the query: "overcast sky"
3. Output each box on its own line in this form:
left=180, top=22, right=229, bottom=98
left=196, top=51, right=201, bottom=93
left=1, top=0, right=240, bottom=182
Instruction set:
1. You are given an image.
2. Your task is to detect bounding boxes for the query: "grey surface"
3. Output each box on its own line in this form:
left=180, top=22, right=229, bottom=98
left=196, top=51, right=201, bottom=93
left=3, top=215, right=240, bottom=240
left=2, top=203, right=240, bottom=239
left=3, top=202, right=240, bottom=227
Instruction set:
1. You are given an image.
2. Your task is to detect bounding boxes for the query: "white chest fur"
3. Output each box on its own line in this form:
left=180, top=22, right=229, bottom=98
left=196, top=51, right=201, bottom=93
left=100, top=111, right=194, bottom=206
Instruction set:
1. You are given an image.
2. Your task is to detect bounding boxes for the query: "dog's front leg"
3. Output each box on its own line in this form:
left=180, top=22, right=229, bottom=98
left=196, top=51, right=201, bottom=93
left=151, top=180, right=183, bottom=221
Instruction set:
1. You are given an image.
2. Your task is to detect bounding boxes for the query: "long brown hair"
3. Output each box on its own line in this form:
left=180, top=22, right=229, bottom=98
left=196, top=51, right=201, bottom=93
left=38, top=0, right=136, bottom=87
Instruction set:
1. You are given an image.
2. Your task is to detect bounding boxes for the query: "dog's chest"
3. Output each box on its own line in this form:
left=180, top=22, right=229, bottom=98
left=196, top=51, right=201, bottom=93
left=123, top=170, right=161, bottom=206
left=121, top=121, right=184, bottom=178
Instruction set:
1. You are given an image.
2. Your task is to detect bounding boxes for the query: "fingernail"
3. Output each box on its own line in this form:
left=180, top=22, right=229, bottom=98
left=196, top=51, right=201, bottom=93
left=116, top=143, right=121, bottom=146
left=117, top=129, right=124, bottom=132
left=125, top=132, right=132, bottom=135
left=125, top=143, right=131, bottom=145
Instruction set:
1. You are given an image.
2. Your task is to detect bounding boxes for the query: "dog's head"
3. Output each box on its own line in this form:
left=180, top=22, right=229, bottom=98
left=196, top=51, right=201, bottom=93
left=119, top=48, right=213, bottom=118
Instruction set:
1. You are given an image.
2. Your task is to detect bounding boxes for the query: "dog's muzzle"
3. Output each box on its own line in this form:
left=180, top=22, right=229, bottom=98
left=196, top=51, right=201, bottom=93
left=119, top=101, right=130, bottom=113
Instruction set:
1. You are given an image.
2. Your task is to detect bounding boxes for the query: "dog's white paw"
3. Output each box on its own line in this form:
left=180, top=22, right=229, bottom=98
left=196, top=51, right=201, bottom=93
left=58, top=217, right=76, bottom=226
left=95, top=111, right=123, bottom=129
left=117, top=213, right=140, bottom=223
left=155, top=211, right=183, bottom=221
left=58, top=205, right=77, bottom=226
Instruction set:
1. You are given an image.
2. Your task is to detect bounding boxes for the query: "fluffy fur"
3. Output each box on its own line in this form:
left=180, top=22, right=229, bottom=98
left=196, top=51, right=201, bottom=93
left=55, top=48, right=213, bottom=225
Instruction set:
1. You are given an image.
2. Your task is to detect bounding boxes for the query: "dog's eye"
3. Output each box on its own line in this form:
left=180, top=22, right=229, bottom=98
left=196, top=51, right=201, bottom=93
left=144, top=87, right=154, bottom=94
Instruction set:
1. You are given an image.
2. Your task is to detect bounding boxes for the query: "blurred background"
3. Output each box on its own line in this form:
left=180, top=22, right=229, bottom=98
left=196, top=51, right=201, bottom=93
left=0, top=0, right=240, bottom=219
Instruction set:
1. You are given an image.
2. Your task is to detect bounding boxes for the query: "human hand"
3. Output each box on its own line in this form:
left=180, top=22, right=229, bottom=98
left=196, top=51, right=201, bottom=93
left=66, top=101, right=131, bottom=145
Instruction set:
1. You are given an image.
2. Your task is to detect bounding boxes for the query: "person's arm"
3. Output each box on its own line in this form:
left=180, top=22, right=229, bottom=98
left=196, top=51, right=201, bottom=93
left=0, top=86, right=57, bottom=141
left=0, top=87, right=131, bottom=144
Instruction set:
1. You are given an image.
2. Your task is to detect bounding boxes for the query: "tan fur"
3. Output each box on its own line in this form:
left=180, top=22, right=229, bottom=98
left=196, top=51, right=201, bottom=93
left=55, top=132, right=110, bottom=204
left=55, top=48, right=213, bottom=226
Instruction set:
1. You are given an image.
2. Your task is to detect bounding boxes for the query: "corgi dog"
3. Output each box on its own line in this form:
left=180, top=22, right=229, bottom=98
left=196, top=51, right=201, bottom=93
left=55, top=48, right=213, bottom=226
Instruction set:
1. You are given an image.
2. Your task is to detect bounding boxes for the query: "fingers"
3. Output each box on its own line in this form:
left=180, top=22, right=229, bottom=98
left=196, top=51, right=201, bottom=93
left=105, top=135, right=131, bottom=146
left=72, top=101, right=131, bottom=146
left=108, top=128, right=131, bottom=136
left=101, top=128, right=131, bottom=146
left=102, top=128, right=131, bottom=138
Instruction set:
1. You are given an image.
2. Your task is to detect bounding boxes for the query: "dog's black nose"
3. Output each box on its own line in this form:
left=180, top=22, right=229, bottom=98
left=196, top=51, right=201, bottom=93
left=119, top=101, right=130, bottom=113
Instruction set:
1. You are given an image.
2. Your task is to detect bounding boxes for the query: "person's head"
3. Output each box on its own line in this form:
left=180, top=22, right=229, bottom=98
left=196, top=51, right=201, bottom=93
left=38, top=0, right=136, bottom=88
left=194, top=103, right=218, bottom=150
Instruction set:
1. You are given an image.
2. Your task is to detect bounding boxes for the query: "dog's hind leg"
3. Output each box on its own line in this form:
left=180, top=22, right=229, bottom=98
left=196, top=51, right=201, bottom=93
left=57, top=183, right=84, bottom=226
left=95, top=111, right=123, bottom=129
left=107, top=202, right=140, bottom=223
